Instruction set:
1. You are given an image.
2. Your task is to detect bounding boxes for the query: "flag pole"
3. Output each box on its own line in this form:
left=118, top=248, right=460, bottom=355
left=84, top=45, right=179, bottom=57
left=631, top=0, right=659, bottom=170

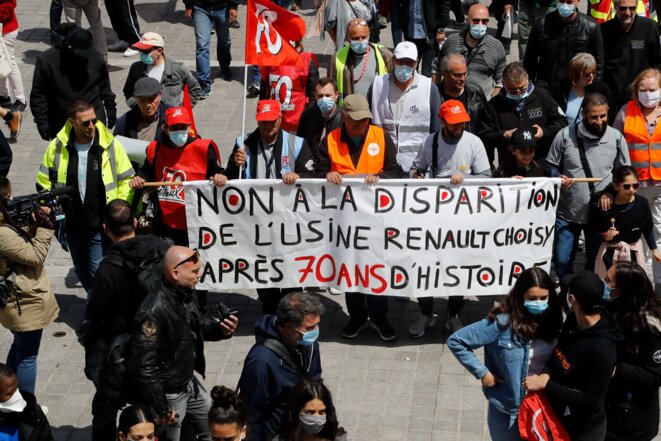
left=239, top=64, right=248, bottom=180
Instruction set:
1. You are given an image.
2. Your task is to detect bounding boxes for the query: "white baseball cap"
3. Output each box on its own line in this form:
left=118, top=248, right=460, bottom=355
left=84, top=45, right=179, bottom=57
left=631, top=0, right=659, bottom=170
left=393, top=41, right=418, bottom=61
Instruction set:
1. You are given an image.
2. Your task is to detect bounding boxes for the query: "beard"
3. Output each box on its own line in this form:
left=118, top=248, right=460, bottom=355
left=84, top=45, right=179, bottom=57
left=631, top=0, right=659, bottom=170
left=585, top=122, right=607, bottom=138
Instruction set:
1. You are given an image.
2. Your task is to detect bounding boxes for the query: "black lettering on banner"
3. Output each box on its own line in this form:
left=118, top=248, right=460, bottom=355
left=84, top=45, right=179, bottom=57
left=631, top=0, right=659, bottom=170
left=444, top=266, right=460, bottom=287
left=254, top=254, right=270, bottom=284
left=219, top=224, right=237, bottom=246
left=410, top=187, right=430, bottom=214
left=401, top=185, right=408, bottom=212
left=391, top=266, right=408, bottom=289
left=340, top=186, right=357, bottom=211
left=235, top=258, right=253, bottom=283
left=436, top=186, right=454, bottom=213
left=248, top=186, right=273, bottom=215
left=199, top=226, right=216, bottom=249
left=497, top=184, right=505, bottom=213
left=509, top=261, right=525, bottom=285
left=354, top=226, right=370, bottom=250
left=476, top=187, right=496, bottom=213
left=455, top=188, right=473, bottom=215
left=292, top=184, right=310, bottom=213
left=281, top=222, right=302, bottom=246
left=384, top=227, right=402, bottom=249
left=222, top=186, right=245, bottom=214
left=321, top=186, right=337, bottom=209
left=374, top=187, right=394, bottom=213
left=306, top=220, right=324, bottom=243
left=197, top=186, right=218, bottom=216
left=407, top=227, right=422, bottom=250
left=255, top=223, right=273, bottom=246
left=201, top=261, right=216, bottom=284
left=271, top=258, right=284, bottom=282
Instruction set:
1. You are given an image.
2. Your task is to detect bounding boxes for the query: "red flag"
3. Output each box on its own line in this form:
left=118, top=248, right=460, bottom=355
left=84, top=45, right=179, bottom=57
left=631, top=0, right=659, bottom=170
left=183, top=84, right=197, bottom=136
left=245, top=0, right=305, bottom=67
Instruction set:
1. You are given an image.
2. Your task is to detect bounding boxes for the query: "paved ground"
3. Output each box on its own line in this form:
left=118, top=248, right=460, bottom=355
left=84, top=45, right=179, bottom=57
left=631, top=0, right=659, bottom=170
left=1, top=1, right=652, bottom=440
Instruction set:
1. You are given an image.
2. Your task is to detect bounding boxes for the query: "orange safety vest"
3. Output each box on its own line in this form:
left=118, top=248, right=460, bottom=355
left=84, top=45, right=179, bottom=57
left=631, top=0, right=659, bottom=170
left=327, top=125, right=386, bottom=175
left=623, top=100, right=661, bottom=181
left=146, top=138, right=220, bottom=229
left=589, top=0, right=614, bottom=23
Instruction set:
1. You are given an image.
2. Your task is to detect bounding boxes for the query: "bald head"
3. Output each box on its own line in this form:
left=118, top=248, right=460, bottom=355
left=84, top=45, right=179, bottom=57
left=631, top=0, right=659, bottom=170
left=163, top=246, right=201, bottom=290
left=468, top=3, right=489, bottom=18
left=347, top=17, right=370, bottom=43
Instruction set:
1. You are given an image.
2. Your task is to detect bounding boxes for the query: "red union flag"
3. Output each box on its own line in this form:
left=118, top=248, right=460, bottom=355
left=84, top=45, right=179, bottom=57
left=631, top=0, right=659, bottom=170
left=245, top=0, right=305, bottom=67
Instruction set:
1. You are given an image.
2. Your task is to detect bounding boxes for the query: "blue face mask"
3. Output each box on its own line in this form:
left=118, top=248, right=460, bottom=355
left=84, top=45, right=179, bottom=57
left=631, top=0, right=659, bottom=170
left=317, top=97, right=336, bottom=115
left=140, top=52, right=154, bottom=65
left=557, top=2, right=576, bottom=17
left=469, top=24, right=488, bottom=39
left=350, top=40, right=369, bottom=55
left=524, top=299, right=549, bottom=315
left=169, top=130, right=188, bottom=147
left=297, top=328, right=319, bottom=346
left=394, top=65, right=414, bottom=82
left=602, top=281, right=612, bottom=302
left=506, top=91, right=529, bottom=102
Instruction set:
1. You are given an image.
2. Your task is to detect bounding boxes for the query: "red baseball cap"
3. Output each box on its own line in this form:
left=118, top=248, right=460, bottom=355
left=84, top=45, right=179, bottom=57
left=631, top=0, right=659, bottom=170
left=439, top=100, right=470, bottom=124
left=165, top=107, right=191, bottom=126
left=256, top=100, right=281, bottom=122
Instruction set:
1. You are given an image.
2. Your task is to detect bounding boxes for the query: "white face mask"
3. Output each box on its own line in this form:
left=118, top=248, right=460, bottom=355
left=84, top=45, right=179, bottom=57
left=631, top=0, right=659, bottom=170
left=639, top=90, right=661, bottom=108
left=0, top=389, right=26, bottom=413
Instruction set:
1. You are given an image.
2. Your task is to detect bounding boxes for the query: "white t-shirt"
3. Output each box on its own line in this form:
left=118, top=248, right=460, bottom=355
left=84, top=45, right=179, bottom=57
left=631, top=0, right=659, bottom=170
left=410, top=131, right=492, bottom=178
left=75, top=140, right=93, bottom=202
left=147, top=62, right=165, bottom=83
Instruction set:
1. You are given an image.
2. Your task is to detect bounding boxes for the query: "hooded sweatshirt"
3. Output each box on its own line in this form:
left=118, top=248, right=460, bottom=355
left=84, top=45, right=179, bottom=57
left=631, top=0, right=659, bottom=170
left=544, top=310, right=622, bottom=441
left=238, top=315, right=322, bottom=441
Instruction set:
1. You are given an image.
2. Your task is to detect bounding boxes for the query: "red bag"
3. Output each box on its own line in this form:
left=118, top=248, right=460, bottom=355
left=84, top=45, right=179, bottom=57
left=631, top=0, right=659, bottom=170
left=518, top=391, right=571, bottom=441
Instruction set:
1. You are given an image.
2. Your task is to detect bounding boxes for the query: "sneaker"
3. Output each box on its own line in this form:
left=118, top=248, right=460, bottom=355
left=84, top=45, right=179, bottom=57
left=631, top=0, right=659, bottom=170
left=7, top=111, right=21, bottom=144
left=200, top=82, right=212, bottom=100
left=341, top=318, right=369, bottom=338
left=246, top=82, right=260, bottom=98
left=328, top=287, right=343, bottom=295
left=445, top=315, right=464, bottom=334
left=408, top=314, right=436, bottom=338
left=108, top=40, right=129, bottom=52
left=11, top=100, right=26, bottom=112
left=123, top=47, right=139, bottom=57
left=371, top=318, right=397, bottom=341
left=220, top=67, right=232, bottom=81
left=229, top=20, right=240, bottom=29
left=0, top=96, right=10, bottom=108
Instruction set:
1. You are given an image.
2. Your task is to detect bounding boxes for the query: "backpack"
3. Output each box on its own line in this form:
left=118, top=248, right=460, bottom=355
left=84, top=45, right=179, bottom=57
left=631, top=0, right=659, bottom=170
left=518, top=391, right=570, bottom=441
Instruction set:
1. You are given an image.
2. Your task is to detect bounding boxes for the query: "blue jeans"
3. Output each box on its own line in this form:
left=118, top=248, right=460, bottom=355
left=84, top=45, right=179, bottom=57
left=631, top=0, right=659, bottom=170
left=390, top=0, right=403, bottom=45
left=193, top=5, right=232, bottom=85
left=67, top=226, right=105, bottom=298
left=552, top=218, right=601, bottom=283
left=487, top=405, right=522, bottom=441
left=6, top=329, right=43, bottom=395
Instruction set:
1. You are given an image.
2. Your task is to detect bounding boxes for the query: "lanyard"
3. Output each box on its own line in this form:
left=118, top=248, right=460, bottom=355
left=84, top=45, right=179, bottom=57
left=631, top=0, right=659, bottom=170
left=259, top=140, right=276, bottom=178
left=353, top=44, right=371, bottom=84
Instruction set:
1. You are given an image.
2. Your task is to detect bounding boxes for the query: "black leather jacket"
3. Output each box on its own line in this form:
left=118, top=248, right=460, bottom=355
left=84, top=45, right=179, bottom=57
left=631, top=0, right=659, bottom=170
left=438, top=82, right=488, bottom=135
left=128, top=279, right=229, bottom=415
left=523, top=11, right=604, bottom=90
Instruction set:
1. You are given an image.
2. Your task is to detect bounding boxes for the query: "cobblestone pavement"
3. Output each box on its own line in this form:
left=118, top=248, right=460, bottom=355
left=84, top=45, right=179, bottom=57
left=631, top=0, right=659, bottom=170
left=1, top=1, right=655, bottom=440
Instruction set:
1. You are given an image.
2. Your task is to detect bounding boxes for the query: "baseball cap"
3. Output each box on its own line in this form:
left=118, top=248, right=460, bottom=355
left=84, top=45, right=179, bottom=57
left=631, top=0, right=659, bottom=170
left=342, top=94, right=372, bottom=120
left=131, top=32, right=165, bottom=50
left=438, top=100, right=470, bottom=124
left=563, top=271, right=604, bottom=312
left=133, top=77, right=161, bottom=98
left=256, top=100, right=281, bottom=122
left=510, top=127, right=537, bottom=150
left=165, top=107, right=191, bottom=126
left=393, top=41, right=418, bottom=61
left=66, top=27, right=99, bottom=58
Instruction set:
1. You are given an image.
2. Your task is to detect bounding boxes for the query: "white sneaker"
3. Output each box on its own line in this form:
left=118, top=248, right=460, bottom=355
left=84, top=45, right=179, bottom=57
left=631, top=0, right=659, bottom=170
left=329, top=287, right=342, bottom=295
left=108, top=40, right=128, bottom=51
left=123, top=47, right=139, bottom=57
left=445, top=315, right=464, bottom=334
left=408, top=314, right=436, bottom=338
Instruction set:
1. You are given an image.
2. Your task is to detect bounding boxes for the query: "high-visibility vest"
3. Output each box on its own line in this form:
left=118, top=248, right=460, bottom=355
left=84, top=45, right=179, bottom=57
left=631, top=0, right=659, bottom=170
left=623, top=100, right=661, bottom=181
left=327, top=125, right=386, bottom=175
left=590, top=0, right=654, bottom=23
left=334, top=43, right=387, bottom=106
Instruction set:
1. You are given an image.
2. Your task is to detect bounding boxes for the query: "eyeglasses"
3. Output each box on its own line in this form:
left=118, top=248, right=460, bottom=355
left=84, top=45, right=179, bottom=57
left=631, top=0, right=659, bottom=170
left=622, top=183, right=640, bottom=190
left=619, top=6, right=637, bottom=11
left=80, top=118, right=97, bottom=127
left=582, top=70, right=597, bottom=78
left=508, top=86, right=527, bottom=94
left=175, top=249, right=200, bottom=268
left=471, top=18, right=490, bottom=24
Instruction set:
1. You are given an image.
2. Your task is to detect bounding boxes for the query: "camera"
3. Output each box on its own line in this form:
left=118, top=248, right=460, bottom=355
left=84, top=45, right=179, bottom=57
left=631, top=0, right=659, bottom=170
left=216, top=302, right=238, bottom=322
left=5, top=186, right=73, bottom=228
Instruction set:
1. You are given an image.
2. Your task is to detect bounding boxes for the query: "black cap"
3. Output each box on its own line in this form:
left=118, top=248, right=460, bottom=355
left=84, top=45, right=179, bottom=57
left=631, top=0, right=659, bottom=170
left=510, top=126, right=537, bottom=150
left=133, top=77, right=162, bottom=98
left=65, top=27, right=99, bottom=58
left=563, top=271, right=604, bottom=312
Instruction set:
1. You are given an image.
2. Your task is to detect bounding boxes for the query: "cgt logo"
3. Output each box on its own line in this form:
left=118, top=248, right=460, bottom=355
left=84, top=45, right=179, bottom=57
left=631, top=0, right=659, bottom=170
left=631, top=40, right=645, bottom=49
left=527, top=108, right=543, bottom=119
left=158, top=167, right=186, bottom=204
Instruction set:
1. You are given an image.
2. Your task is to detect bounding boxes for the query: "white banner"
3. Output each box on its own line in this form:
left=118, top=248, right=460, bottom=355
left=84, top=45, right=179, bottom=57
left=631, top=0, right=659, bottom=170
left=184, top=178, right=560, bottom=297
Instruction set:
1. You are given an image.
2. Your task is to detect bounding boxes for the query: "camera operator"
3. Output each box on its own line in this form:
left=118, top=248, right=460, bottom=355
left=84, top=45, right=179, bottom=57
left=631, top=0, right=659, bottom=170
left=0, top=177, right=59, bottom=396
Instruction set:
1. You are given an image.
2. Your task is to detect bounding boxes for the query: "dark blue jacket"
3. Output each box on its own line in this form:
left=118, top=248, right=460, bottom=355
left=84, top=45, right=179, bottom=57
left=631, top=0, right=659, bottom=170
left=238, top=315, right=322, bottom=441
left=114, top=101, right=171, bottom=143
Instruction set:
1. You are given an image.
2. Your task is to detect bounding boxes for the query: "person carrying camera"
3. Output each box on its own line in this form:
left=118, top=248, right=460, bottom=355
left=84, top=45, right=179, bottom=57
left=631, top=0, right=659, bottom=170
left=128, top=245, right=238, bottom=441
left=0, top=177, right=59, bottom=396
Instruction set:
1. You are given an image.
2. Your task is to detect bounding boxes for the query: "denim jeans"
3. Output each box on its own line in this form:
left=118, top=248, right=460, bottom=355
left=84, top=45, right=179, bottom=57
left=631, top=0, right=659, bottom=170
left=552, top=218, right=601, bottom=283
left=66, top=226, right=106, bottom=298
left=6, top=329, right=43, bottom=395
left=389, top=0, right=403, bottom=45
left=487, top=405, right=522, bottom=441
left=250, top=65, right=261, bottom=85
left=193, top=5, right=232, bottom=85
left=165, top=378, right=211, bottom=441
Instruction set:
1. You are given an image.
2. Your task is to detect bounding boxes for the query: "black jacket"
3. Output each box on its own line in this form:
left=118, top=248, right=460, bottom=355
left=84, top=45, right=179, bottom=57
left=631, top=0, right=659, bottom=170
left=523, top=11, right=604, bottom=90
left=439, top=82, right=489, bottom=136
left=296, top=105, right=343, bottom=158
left=0, top=392, right=53, bottom=441
left=129, top=279, right=230, bottom=415
left=401, top=0, right=442, bottom=40
left=479, top=85, right=568, bottom=162
left=550, top=78, right=616, bottom=124
left=601, top=15, right=661, bottom=109
left=114, top=102, right=171, bottom=143
left=545, top=311, right=622, bottom=441
left=606, top=307, right=661, bottom=441
left=30, top=47, right=116, bottom=140
left=183, top=0, right=239, bottom=11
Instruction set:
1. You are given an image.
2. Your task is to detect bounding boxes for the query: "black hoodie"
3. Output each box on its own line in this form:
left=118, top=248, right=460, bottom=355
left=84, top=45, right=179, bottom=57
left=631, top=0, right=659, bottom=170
left=544, top=310, right=622, bottom=441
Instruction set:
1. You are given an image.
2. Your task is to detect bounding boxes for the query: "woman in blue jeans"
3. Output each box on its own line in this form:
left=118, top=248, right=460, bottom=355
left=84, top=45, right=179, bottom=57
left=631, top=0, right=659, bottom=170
left=0, top=177, right=59, bottom=395
left=447, top=267, right=563, bottom=441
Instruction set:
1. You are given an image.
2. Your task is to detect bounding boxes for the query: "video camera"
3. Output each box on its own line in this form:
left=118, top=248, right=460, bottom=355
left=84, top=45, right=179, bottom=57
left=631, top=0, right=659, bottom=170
left=5, top=186, right=73, bottom=229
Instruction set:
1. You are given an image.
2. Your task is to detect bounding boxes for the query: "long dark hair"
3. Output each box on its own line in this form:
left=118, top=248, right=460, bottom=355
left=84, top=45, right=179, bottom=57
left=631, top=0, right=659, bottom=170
left=278, top=379, right=345, bottom=441
left=209, top=385, right=247, bottom=428
left=117, top=405, right=156, bottom=437
left=488, top=267, right=563, bottom=341
left=612, top=261, right=661, bottom=350
left=493, top=148, right=544, bottom=178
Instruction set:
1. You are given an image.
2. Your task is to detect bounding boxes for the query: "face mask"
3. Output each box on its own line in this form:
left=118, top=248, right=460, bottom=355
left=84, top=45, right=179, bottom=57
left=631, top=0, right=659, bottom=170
left=317, top=97, right=336, bottom=115
left=140, top=52, right=154, bottom=65
left=394, top=65, right=414, bottom=82
left=297, top=328, right=319, bottom=346
left=469, top=24, right=488, bottom=39
left=350, top=40, right=369, bottom=55
left=638, top=90, right=661, bottom=108
left=506, top=92, right=528, bottom=101
left=602, top=281, right=612, bottom=302
left=299, top=414, right=326, bottom=434
left=524, top=299, right=549, bottom=315
left=557, top=2, right=576, bottom=17
left=169, top=130, right=188, bottom=147
left=0, top=389, right=26, bottom=413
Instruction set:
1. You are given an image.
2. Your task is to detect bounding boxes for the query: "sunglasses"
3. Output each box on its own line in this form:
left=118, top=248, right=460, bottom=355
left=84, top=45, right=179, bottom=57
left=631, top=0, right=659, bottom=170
left=471, top=18, right=490, bottom=24
left=619, top=6, right=637, bottom=11
left=80, top=118, right=97, bottom=127
left=175, top=249, right=200, bottom=268
left=508, top=86, right=527, bottom=94
left=622, top=183, right=640, bottom=190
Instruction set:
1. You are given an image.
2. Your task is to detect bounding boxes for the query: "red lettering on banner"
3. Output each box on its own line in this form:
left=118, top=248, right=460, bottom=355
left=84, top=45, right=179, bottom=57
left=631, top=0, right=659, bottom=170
left=294, top=255, right=388, bottom=294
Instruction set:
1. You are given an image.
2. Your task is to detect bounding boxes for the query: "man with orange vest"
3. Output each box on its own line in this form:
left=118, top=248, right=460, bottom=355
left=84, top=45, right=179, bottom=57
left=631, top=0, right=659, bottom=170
left=316, top=94, right=401, bottom=341
left=129, top=106, right=227, bottom=246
